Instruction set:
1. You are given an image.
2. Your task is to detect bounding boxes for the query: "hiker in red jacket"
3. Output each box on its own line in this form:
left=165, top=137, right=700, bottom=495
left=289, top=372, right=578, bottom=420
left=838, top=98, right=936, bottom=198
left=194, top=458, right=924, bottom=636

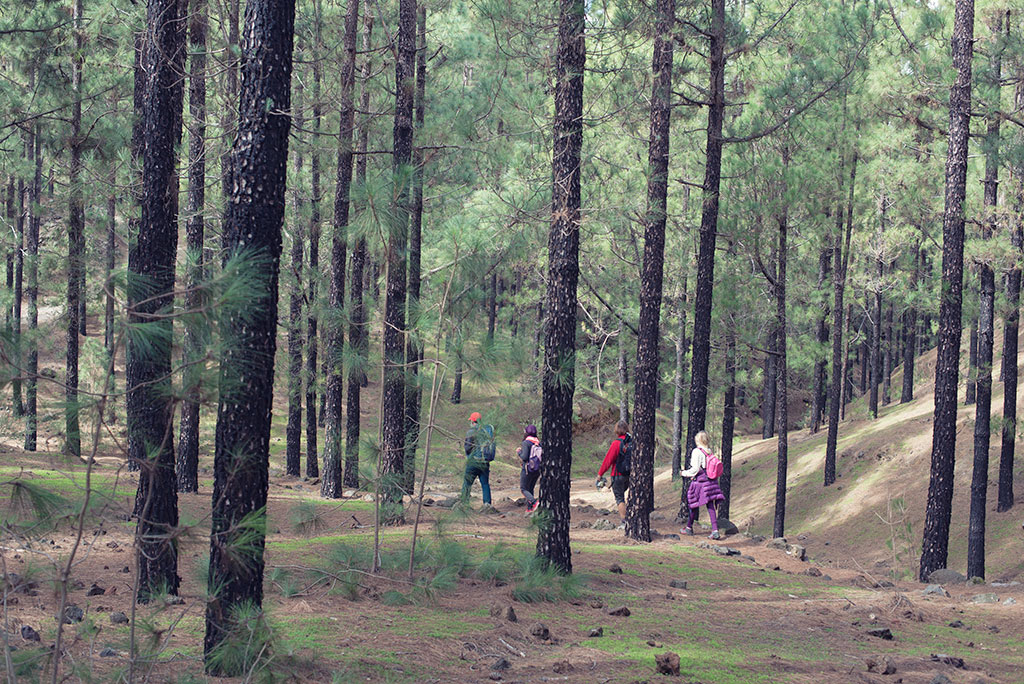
left=596, top=421, right=632, bottom=528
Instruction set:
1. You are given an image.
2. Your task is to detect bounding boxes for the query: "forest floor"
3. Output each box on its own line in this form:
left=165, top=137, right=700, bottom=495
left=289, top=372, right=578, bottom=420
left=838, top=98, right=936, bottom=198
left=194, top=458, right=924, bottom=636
left=1, top=446, right=1022, bottom=684
left=2, top=310, right=1024, bottom=682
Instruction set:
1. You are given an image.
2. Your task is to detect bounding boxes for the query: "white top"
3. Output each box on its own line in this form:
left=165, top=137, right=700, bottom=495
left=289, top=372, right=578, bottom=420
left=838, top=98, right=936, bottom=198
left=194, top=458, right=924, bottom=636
left=681, top=447, right=710, bottom=478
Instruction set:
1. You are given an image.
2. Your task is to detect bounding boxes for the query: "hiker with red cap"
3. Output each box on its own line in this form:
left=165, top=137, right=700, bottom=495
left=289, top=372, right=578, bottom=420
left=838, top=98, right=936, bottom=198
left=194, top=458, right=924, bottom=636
left=461, top=411, right=496, bottom=508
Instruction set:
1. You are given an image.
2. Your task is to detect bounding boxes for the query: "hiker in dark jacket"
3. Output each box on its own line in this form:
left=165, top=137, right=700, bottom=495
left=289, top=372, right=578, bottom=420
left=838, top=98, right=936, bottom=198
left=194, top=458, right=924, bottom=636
left=461, top=411, right=494, bottom=506
left=516, top=424, right=541, bottom=514
left=596, top=421, right=631, bottom=528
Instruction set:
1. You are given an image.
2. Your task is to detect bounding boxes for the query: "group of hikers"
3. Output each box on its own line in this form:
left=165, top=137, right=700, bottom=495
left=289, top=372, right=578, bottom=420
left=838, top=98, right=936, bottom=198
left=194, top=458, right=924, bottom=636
left=459, top=411, right=727, bottom=538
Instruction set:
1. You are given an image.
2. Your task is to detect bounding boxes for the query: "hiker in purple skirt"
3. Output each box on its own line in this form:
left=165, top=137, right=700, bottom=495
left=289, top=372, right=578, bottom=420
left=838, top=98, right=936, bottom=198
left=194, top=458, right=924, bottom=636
left=680, top=430, right=726, bottom=540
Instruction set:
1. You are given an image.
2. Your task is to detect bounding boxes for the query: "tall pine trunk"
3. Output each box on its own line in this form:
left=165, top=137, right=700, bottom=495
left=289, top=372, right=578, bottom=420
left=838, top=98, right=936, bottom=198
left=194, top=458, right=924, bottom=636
left=920, top=0, right=974, bottom=583
left=967, top=15, right=1003, bottom=579
left=379, top=0, right=417, bottom=523
left=536, top=0, right=584, bottom=573
left=671, top=283, right=687, bottom=479
left=309, top=6, right=325, bottom=456
left=966, top=319, right=978, bottom=404
left=204, top=0, right=295, bottom=668
left=103, top=177, right=116, bottom=364
left=625, top=0, right=674, bottom=542
left=285, top=71, right=305, bottom=477
left=901, top=227, right=921, bottom=403
left=825, top=152, right=856, bottom=486
left=285, top=72, right=305, bottom=477
left=869, top=252, right=882, bottom=419
left=178, top=0, right=208, bottom=493
left=131, top=0, right=186, bottom=601
left=617, top=329, right=629, bottom=422
left=65, top=0, right=85, bottom=460
left=24, top=123, right=40, bottom=452
left=403, top=5, right=428, bottom=494
left=322, top=0, right=359, bottom=499
left=12, top=169, right=24, bottom=417
left=720, top=331, right=736, bottom=519
left=811, top=245, right=831, bottom=433
left=345, top=13, right=374, bottom=490
left=772, top=148, right=789, bottom=539
left=683, top=0, right=725, bottom=459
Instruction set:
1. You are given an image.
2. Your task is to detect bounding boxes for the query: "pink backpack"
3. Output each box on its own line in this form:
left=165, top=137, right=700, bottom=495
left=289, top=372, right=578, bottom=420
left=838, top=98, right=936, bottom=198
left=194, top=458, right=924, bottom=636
left=701, top=448, right=723, bottom=480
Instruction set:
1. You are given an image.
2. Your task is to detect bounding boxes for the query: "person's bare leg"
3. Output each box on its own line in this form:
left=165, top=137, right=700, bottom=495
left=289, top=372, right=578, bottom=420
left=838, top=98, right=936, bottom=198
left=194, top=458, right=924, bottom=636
left=618, top=501, right=626, bottom=521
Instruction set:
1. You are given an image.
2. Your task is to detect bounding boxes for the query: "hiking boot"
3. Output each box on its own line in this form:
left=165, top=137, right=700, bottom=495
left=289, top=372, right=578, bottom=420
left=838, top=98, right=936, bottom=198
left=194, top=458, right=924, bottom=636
left=681, top=527, right=694, bottom=536
left=708, top=530, right=721, bottom=540
left=526, top=501, right=539, bottom=514
left=616, top=522, right=626, bottom=531
left=479, top=504, right=500, bottom=514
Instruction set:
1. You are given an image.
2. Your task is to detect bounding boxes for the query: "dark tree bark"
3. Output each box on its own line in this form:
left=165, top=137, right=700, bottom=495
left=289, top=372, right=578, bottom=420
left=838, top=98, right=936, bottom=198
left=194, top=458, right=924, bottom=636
left=966, top=318, right=978, bottom=404
left=221, top=0, right=239, bottom=198
left=104, top=176, right=116, bottom=362
left=625, top=0, right=674, bottom=543
left=920, top=0, right=974, bottom=582
left=24, top=124, right=40, bottom=452
left=344, top=12, right=373, bottom=490
left=761, top=327, right=776, bottom=439
left=379, top=0, right=417, bottom=523
left=305, top=84, right=321, bottom=477
left=870, top=253, right=882, bottom=419
left=968, top=15, right=1003, bottom=579
left=178, top=0, right=208, bottom=493
left=4, top=180, right=12, bottom=338
left=64, top=0, right=85, bottom=460
left=12, top=170, right=24, bottom=417
left=131, top=0, right=186, bottom=601
left=322, top=0, right=359, bottom=499
left=403, top=4, right=427, bottom=494
left=772, top=148, right=790, bottom=539
left=310, top=4, right=326, bottom=441
left=811, top=245, right=831, bottom=433
left=825, top=152, right=856, bottom=486
left=999, top=197, right=1021, bottom=513
left=537, top=0, right=584, bottom=573
left=883, top=299, right=893, bottom=405
left=901, top=228, right=921, bottom=403
left=617, top=329, right=629, bottom=422
left=999, top=77, right=1024, bottom=514
left=486, top=271, right=497, bottom=342
left=203, top=0, right=295, bottom=667
left=860, top=325, right=868, bottom=395
left=683, top=0, right=725, bottom=459
left=719, top=330, right=736, bottom=519
left=671, top=283, right=687, bottom=480
left=450, top=347, right=463, bottom=403
left=285, top=71, right=305, bottom=478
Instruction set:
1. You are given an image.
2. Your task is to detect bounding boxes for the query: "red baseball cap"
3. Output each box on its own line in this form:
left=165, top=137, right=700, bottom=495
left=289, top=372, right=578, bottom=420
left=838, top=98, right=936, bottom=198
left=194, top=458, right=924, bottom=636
left=470, top=412, right=481, bottom=422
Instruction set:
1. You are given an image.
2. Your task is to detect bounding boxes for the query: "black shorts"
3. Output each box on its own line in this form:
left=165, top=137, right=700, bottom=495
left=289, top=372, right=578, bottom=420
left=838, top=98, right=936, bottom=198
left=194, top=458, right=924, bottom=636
left=611, top=474, right=629, bottom=504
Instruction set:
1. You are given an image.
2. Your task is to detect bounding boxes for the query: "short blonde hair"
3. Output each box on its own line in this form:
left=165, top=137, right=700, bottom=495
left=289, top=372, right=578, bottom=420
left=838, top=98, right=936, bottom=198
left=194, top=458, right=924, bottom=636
left=694, top=431, right=711, bottom=450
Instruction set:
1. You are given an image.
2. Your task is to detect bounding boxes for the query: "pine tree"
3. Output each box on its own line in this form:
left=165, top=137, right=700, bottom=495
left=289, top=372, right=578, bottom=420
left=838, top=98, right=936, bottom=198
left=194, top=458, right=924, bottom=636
left=825, top=151, right=856, bottom=486
left=536, top=0, right=585, bottom=574
left=403, top=4, right=428, bottom=494
left=684, top=0, right=726, bottom=458
left=131, top=0, right=186, bottom=601
left=64, top=0, right=84, bottom=460
left=321, top=0, right=360, bottom=500
left=285, top=68, right=305, bottom=478
left=920, top=0, right=974, bottom=583
left=626, top=0, right=675, bottom=543
left=178, top=0, right=208, bottom=494
left=967, top=10, right=1004, bottom=580
left=204, top=0, right=296, bottom=667
left=379, top=0, right=417, bottom=523
left=345, top=13, right=374, bottom=490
